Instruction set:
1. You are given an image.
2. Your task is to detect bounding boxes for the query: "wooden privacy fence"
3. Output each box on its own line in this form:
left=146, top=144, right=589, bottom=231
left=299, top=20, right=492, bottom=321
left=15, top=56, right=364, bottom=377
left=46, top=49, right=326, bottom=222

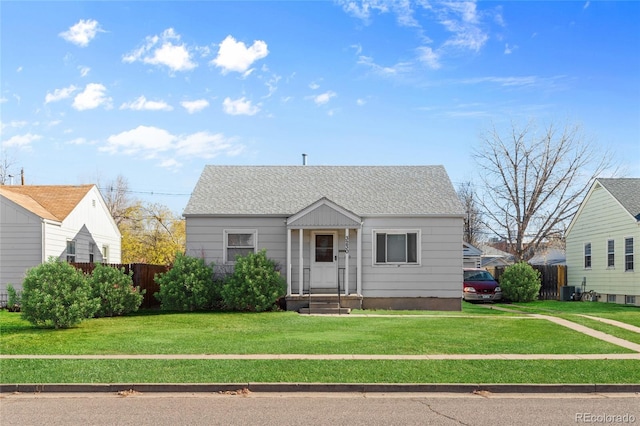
left=489, top=264, right=567, bottom=300
left=71, top=263, right=168, bottom=309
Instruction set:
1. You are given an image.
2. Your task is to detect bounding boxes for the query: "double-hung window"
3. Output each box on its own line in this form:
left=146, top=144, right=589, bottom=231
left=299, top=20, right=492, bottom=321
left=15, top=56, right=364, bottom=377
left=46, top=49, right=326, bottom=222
left=89, top=242, right=96, bottom=263
left=584, top=243, right=592, bottom=268
left=375, top=231, right=419, bottom=264
left=225, top=230, right=257, bottom=263
left=625, top=237, right=634, bottom=271
left=607, top=239, right=615, bottom=268
left=66, top=240, right=76, bottom=263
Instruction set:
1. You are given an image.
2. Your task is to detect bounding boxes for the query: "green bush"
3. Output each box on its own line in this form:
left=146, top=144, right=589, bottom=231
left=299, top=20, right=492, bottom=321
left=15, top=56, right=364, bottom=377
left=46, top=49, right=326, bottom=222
left=155, top=253, right=218, bottom=311
left=221, top=249, right=286, bottom=312
left=88, top=264, right=144, bottom=317
left=6, top=284, right=21, bottom=312
left=499, top=262, right=542, bottom=303
left=21, top=258, right=98, bottom=328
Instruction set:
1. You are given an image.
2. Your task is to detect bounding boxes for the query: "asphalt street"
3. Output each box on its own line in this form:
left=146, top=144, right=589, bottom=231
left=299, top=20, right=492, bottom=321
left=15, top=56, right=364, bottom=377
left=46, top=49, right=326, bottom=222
left=1, top=392, right=638, bottom=426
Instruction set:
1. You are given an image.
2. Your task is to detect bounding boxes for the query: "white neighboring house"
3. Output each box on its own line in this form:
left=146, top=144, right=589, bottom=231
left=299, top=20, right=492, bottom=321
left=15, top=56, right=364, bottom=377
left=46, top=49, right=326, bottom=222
left=565, top=178, right=639, bottom=305
left=184, top=165, right=465, bottom=311
left=0, top=184, right=121, bottom=293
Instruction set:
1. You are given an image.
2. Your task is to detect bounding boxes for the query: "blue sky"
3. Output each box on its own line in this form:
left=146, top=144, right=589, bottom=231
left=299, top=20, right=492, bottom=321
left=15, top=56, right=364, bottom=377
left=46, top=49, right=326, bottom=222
left=1, top=1, right=639, bottom=214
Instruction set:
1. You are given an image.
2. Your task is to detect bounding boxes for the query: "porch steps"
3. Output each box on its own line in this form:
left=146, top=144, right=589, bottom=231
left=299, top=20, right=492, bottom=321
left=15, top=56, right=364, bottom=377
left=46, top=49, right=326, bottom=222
left=299, top=301, right=351, bottom=315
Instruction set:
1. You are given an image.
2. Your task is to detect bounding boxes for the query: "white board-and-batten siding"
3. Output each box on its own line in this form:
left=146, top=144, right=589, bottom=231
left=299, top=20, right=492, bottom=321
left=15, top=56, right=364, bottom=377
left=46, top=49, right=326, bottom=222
left=566, top=185, right=639, bottom=297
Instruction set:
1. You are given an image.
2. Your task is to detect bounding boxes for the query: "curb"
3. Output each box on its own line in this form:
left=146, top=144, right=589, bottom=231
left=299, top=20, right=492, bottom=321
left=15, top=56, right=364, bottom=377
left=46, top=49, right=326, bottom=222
left=2, top=383, right=639, bottom=394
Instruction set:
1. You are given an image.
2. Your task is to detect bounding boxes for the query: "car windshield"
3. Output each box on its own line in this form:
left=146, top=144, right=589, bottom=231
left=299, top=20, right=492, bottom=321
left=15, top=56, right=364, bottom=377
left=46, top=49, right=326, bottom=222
left=464, top=270, right=495, bottom=281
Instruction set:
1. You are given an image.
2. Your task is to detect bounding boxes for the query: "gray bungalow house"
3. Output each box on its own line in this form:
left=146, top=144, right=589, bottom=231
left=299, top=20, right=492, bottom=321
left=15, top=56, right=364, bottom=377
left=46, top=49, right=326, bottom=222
left=184, top=165, right=465, bottom=311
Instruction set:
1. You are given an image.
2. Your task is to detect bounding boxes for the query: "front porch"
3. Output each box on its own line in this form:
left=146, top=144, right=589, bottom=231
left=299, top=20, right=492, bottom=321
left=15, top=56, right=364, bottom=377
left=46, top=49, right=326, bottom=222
left=285, top=198, right=363, bottom=310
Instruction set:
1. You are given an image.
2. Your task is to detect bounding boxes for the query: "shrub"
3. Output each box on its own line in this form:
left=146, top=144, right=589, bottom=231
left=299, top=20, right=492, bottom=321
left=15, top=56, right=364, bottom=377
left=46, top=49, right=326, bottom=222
left=21, top=258, right=98, bottom=328
left=221, top=249, right=286, bottom=312
left=499, top=262, right=542, bottom=303
left=6, top=284, right=21, bottom=312
left=155, top=253, right=218, bottom=311
left=88, top=264, right=144, bottom=317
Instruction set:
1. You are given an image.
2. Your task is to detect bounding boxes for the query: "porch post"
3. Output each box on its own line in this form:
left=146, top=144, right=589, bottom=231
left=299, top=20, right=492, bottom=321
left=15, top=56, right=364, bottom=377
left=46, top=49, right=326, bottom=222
left=357, top=224, right=362, bottom=296
left=286, top=228, right=291, bottom=296
left=344, top=228, right=350, bottom=296
left=299, top=228, right=304, bottom=296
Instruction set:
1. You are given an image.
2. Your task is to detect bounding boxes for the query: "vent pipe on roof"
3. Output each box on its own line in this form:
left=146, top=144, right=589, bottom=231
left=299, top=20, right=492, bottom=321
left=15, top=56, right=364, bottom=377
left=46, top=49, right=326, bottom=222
left=302, top=153, right=307, bottom=166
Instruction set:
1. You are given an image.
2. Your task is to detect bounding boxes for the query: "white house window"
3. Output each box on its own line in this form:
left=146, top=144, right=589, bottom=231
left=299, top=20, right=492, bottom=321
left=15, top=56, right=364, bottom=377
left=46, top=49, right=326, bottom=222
left=625, top=237, right=634, bottom=271
left=375, top=231, right=418, bottom=264
left=66, top=240, right=76, bottom=262
left=225, top=230, right=257, bottom=263
left=102, top=245, right=109, bottom=264
left=584, top=243, right=592, bottom=269
left=607, top=239, right=615, bottom=268
left=89, top=243, right=95, bottom=263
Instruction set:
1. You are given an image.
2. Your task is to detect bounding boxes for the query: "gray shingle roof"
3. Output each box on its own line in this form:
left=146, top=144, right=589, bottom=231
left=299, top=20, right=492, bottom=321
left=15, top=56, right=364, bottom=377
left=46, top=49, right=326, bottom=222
left=597, top=178, right=640, bottom=220
left=184, top=165, right=464, bottom=217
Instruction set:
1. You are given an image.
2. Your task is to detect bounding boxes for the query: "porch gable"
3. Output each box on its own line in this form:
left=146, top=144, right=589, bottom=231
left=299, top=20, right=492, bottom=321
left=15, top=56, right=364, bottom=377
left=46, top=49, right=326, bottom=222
left=287, top=197, right=361, bottom=229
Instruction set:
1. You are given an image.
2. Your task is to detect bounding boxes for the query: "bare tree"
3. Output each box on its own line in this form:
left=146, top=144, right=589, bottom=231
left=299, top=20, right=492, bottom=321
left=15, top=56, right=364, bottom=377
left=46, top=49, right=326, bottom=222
left=99, top=175, right=133, bottom=226
left=0, top=150, right=17, bottom=185
left=457, top=181, right=483, bottom=247
left=474, top=120, right=613, bottom=262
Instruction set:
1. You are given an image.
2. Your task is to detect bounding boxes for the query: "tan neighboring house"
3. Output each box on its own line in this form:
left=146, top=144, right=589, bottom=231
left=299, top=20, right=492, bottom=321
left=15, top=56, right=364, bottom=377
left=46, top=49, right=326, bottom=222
left=565, top=178, right=639, bottom=305
left=184, top=165, right=465, bottom=311
left=0, top=185, right=121, bottom=293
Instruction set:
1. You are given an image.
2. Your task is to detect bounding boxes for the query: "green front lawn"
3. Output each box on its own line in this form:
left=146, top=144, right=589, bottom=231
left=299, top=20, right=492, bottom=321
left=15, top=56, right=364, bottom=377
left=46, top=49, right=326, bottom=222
left=1, top=359, right=637, bottom=384
left=0, top=310, right=632, bottom=356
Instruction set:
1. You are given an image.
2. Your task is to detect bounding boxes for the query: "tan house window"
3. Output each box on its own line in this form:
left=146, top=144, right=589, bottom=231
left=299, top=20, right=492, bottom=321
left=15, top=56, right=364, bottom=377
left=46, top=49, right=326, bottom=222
left=224, top=230, right=257, bottom=263
left=584, top=243, right=591, bottom=269
left=607, top=239, right=615, bottom=268
left=625, top=238, right=634, bottom=271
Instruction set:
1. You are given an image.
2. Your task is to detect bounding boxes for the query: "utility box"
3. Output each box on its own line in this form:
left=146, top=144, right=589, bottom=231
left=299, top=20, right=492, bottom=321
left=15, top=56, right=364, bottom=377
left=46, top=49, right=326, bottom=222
left=561, top=286, right=576, bottom=301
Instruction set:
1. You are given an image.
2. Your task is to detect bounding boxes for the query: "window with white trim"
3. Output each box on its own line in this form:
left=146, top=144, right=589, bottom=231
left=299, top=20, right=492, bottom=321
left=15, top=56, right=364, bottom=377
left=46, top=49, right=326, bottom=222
left=625, top=237, right=634, bottom=271
left=89, top=242, right=96, bottom=263
left=607, top=294, right=616, bottom=303
left=66, top=240, right=76, bottom=262
left=102, top=245, right=109, bottom=264
left=584, top=243, right=591, bottom=269
left=374, top=230, right=419, bottom=264
left=607, top=239, right=615, bottom=268
left=625, top=295, right=636, bottom=305
left=224, top=230, right=257, bottom=263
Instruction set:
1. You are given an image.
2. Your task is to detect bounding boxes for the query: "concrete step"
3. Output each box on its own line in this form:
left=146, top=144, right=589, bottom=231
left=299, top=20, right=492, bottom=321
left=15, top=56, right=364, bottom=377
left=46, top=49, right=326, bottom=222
left=299, top=307, right=351, bottom=315
left=309, top=301, right=341, bottom=309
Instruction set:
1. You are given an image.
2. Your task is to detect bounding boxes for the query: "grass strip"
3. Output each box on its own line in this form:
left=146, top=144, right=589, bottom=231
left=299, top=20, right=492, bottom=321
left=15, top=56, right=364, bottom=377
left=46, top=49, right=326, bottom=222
left=1, top=359, right=638, bottom=384
left=1, top=311, right=631, bottom=355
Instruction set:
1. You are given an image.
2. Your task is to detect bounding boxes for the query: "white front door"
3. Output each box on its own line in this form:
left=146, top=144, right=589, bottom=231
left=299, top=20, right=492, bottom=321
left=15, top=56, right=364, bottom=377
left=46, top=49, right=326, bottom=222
left=310, top=232, right=338, bottom=290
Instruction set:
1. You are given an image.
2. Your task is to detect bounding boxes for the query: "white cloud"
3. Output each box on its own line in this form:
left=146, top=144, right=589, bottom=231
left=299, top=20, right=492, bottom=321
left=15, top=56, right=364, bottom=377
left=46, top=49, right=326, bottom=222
left=16, top=66, right=22, bottom=72
left=45, top=85, right=78, bottom=104
left=356, top=98, right=366, bottom=106
left=101, top=126, right=176, bottom=157
left=176, top=131, right=240, bottom=158
left=181, top=99, right=210, bottom=114
left=0, top=97, right=7, bottom=104
left=222, top=97, right=260, bottom=115
left=101, top=126, right=244, bottom=168
left=1, top=120, right=29, bottom=130
left=1, top=133, right=42, bottom=150
left=309, top=82, right=320, bottom=90
left=504, top=43, right=518, bottom=55
left=65, top=137, right=92, bottom=145
left=59, top=19, right=103, bottom=47
left=357, top=55, right=412, bottom=76
left=123, top=28, right=197, bottom=72
left=311, top=91, right=336, bottom=106
left=120, top=95, right=173, bottom=111
left=212, top=35, right=268, bottom=75
left=417, top=46, right=441, bottom=69
left=79, top=66, right=91, bottom=77
left=72, top=83, right=112, bottom=110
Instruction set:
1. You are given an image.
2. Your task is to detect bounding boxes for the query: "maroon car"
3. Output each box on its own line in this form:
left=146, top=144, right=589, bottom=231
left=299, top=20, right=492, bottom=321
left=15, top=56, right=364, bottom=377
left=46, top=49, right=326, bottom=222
left=463, top=268, right=502, bottom=302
